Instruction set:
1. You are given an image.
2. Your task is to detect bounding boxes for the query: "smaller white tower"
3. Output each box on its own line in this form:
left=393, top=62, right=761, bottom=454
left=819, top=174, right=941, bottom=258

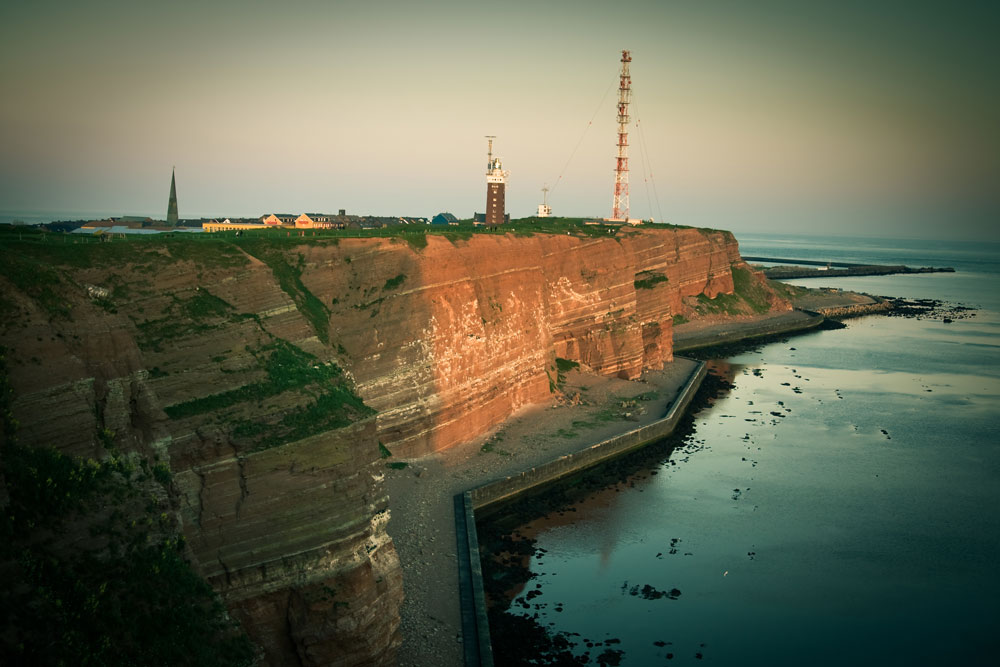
left=537, top=185, right=552, bottom=217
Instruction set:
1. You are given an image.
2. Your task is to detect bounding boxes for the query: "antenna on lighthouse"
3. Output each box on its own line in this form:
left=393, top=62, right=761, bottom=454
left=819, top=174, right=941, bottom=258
left=485, top=135, right=496, bottom=168
left=611, top=49, right=632, bottom=222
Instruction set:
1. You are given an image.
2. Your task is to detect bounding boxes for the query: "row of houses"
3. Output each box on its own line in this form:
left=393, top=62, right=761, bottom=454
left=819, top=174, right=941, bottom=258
left=202, top=211, right=431, bottom=233
left=260, top=213, right=342, bottom=229
left=261, top=211, right=430, bottom=228
left=49, top=212, right=448, bottom=235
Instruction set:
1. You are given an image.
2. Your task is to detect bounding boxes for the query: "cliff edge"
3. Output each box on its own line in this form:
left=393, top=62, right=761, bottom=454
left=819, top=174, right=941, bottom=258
left=0, top=223, right=787, bottom=663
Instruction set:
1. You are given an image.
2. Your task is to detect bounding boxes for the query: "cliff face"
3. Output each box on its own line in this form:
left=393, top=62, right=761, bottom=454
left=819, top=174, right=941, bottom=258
left=306, top=226, right=776, bottom=457
left=0, top=239, right=403, bottom=666
left=0, top=225, right=786, bottom=662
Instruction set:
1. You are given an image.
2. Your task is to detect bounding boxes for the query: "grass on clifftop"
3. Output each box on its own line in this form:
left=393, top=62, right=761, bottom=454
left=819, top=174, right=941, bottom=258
left=0, top=225, right=249, bottom=270
left=0, top=227, right=250, bottom=323
left=2, top=217, right=706, bottom=266
left=0, top=220, right=711, bottom=326
left=191, top=217, right=693, bottom=247
left=0, top=251, right=71, bottom=319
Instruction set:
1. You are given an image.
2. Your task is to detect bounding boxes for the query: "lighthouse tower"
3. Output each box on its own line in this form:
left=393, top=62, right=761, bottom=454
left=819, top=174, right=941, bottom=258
left=485, top=136, right=509, bottom=225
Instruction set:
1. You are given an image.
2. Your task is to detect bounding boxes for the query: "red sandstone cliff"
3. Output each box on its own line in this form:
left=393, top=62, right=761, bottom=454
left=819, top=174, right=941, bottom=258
left=0, top=224, right=786, bottom=663
left=302, top=226, right=785, bottom=457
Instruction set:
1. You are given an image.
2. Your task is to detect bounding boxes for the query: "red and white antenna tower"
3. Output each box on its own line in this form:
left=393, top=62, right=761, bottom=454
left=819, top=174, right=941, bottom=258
left=611, top=49, right=632, bottom=221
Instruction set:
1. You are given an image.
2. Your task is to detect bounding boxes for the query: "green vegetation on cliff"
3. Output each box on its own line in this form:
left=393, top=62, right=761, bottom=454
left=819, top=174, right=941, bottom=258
left=731, top=265, right=774, bottom=313
left=0, top=226, right=248, bottom=271
left=0, top=227, right=377, bottom=451
left=166, top=338, right=374, bottom=450
left=0, top=226, right=248, bottom=325
left=136, top=288, right=239, bottom=351
left=692, top=265, right=774, bottom=316
left=0, top=251, right=71, bottom=320
left=230, top=378, right=373, bottom=450
left=634, top=271, right=669, bottom=290
left=0, top=350, right=253, bottom=666
left=164, top=339, right=330, bottom=419
left=549, top=357, right=581, bottom=392
left=0, top=445, right=255, bottom=666
left=234, top=239, right=332, bottom=344
left=190, top=217, right=688, bottom=246
left=382, top=273, right=406, bottom=291
left=767, top=279, right=812, bottom=301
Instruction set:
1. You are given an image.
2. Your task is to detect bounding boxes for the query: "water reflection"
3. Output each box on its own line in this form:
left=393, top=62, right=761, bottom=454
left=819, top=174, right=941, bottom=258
left=486, top=316, right=1000, bottom=666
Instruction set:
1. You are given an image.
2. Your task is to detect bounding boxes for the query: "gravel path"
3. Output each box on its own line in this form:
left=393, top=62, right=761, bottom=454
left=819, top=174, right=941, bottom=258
left=384, top=358, right=700, bottom=667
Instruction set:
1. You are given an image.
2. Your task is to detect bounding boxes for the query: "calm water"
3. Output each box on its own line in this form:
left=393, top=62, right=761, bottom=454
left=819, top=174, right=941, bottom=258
left=493, top=234, right=1000, bottom=666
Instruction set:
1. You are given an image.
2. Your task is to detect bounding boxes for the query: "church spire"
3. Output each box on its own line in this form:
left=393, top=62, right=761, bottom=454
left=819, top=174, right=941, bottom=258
left=167, top=167, right=178, bottom=225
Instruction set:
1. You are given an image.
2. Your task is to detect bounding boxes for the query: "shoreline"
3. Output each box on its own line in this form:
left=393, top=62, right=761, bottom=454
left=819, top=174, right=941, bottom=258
left=672, top=309, right=823, bottom=352
left=384, top=359, right=702, bottom=667
left=379, top=272, right=937, bottom=665
left=457, top=361, right=708, bottom=666
left=384, top=303, right=834, bottom=666
left=467, top=361, right=708, bottom=512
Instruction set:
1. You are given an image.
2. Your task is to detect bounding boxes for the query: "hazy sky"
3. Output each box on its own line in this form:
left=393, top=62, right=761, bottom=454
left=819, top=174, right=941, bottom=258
left=2, top=0, right=997, bottom=239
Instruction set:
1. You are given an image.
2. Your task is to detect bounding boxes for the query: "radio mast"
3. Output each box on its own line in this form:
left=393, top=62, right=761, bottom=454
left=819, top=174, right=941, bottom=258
left=611, top=50, right=632, bottom=221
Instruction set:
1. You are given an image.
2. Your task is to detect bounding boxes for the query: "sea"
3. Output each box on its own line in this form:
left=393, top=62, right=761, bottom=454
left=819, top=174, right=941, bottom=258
left=488, top=233, right=1000, bottom=666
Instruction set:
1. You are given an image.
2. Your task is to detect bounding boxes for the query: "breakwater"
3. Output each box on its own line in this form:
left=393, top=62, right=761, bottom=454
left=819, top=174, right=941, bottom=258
left=815, top=300, right=894, bottom=318
left=469, top=361, right=706, bottom=511
left=743, top=255, right=868, bottom=267
left=746, top=256, right=954, bottom=280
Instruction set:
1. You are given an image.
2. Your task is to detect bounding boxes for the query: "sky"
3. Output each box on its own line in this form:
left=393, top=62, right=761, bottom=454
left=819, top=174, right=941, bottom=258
left=1, top=0, right=998, bottom=240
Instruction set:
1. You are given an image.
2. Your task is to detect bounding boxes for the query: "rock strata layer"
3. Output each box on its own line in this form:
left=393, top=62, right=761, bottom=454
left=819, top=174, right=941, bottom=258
left=309, top=228, right=783, bottom=457
left=0, top=225, right=785, bottom=663
left=0, top=238, right=403, bottom=666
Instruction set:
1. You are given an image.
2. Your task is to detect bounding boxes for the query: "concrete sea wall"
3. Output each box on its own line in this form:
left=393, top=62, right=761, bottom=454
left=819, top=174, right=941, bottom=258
left=455, top=360, right=708, bottom=666
left=673, top=310, right=823, bottom=353
left=468, top=361, right=707, bottom=511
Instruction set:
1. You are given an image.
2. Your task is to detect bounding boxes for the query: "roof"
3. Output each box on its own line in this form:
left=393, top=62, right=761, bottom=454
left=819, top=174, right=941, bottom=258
left=432, top=212, right=458, bottom=224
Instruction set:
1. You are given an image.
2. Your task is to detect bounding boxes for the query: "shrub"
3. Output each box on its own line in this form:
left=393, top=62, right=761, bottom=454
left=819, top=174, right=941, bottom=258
left=382, top=274, right=406, bottom=291
left=634, top=272, right=669, bottom=289
left=0, top=444, right=254, bottom=666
